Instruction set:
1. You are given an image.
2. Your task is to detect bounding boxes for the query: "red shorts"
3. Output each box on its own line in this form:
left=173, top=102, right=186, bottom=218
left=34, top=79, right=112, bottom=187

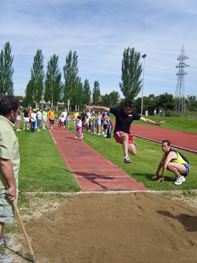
left=114, top=131, right=135, bottom=145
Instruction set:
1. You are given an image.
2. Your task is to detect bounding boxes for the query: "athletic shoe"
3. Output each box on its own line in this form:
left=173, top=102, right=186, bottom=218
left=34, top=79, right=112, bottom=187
left=124, top=156, right=132, bottom=163
left=0, top=252, right=13, bottom=263
left=174, top=176, right=186, bottom=186
left=74, top=136, right=77, bottom=139
left=171, top=176, right=178, bottom=181
left=80, top=136, right=83, bottom=140
left=0, top=237, right=13, bottom=247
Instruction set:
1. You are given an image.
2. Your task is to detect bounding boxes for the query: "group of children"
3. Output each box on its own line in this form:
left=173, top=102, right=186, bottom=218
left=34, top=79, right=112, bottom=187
left=57, top=113, right=71, bottom=130
left=74, top=111, right=113, bottom=140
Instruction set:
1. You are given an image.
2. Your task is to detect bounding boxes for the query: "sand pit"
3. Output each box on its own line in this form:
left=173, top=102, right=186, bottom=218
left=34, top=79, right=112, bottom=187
left=25, top=192, right=197, bottom=263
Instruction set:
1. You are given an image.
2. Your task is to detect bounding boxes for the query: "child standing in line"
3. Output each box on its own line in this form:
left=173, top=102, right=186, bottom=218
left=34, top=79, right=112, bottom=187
left=60, top=114, right=65, bottom=130
left=66, top=113, right=71, bottom=129
left=57, top=114, right=61, bottom=130
left=16, top=110, right=21, bottom=131
left=85, top=115, right=89, bottom=132
left=75, top=116, right=83, bottom=140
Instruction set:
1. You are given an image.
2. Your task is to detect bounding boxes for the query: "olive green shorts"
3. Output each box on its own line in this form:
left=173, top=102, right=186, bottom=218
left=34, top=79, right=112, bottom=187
left=0, top=188, right=18, bottom=223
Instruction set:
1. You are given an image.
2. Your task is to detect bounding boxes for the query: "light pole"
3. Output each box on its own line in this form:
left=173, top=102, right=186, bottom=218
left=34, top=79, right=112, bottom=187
left=141, top=54, right=147, bottom=115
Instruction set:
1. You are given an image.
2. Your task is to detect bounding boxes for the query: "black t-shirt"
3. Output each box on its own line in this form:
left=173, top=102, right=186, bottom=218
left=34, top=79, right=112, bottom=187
left=110, top=107, right=141, bottom=134
left=23, top=110, right=29, bottom=117
left=81, top=112, right=86, bottom=122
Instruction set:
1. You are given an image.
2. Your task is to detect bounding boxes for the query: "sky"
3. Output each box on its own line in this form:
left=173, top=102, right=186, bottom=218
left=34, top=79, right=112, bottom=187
left=0, top=0, right=196, bottom=99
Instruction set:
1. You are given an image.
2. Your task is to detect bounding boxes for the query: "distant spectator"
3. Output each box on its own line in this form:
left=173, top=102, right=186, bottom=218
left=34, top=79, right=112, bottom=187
left=73, top=109, right=79, bottom=130
left=74, top=116, right=83, bottom=140
left=42, top=108, right=48, bottom=129
left=16, top=110, right=21, bottom=131
left=23, top=107, right=29, bottom=130
left=61, top=108, right=67, bottom=129
left=31, top=109, right=37, bottom=133
left=48, top=107, right=55, bottom=129
left=66, top=113, right=71, bottom=129
left=36, top=108, right=42, bottom=132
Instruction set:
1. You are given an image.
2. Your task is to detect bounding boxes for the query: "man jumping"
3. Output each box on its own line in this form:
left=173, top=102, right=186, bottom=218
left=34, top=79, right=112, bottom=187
left=85, top=101, right=165, bottom=163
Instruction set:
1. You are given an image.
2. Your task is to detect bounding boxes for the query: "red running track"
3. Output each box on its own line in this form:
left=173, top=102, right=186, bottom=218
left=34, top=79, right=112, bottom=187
left=131, top=124, right=197, bottom=154
left=48, top=121, right=147, bottom=192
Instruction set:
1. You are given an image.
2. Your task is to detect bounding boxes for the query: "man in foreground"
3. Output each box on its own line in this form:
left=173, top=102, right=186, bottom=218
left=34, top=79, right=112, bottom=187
left=86, top=101, right=165, bottom=163
left=152, top=140, right=191, bottom=185
left=0, top=96, right=20, bottom=263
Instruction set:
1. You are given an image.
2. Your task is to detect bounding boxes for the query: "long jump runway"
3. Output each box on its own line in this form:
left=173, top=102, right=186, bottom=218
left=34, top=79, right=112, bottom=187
left=49, top=123, right=147, bottom=192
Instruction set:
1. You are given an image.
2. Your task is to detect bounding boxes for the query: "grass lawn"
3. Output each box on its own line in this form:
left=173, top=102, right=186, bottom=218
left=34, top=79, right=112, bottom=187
left=16, top=128, right=81, bottom=192
left=16, top=116, right=197, bottom=193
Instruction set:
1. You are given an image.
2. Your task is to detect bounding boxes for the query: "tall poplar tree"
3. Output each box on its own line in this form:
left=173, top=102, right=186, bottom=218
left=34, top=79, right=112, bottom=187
left=72, top=76, right=83, bottom=110
left=25, top=79, right=34, bottom=107
left=83, top=79, right=91, bottom=105
left=92, top=80, right=101, bottom=105
left=0, top=42, right=14, bottom=97
left=63, top=50, right=78, bottom=110
left=30, top=49, right=45, bottom=107
left=120, top=47, right=143, bottom=100
left=44, top=54, right=62, bottom=107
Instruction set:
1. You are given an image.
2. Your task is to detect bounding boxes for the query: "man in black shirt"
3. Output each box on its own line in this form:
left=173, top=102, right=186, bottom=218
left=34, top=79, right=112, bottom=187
left=86, top=101, right=165, bottom=163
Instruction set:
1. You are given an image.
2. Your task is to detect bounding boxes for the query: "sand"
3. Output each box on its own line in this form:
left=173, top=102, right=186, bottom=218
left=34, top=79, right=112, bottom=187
left=25, top=192, right=197, bottom=263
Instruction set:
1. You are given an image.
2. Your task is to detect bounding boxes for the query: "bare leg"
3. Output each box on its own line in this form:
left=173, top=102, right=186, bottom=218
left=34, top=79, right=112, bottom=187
left=128, top=144, right=137, bottom=155
left=0, top=222, right=4, bottom=239
left=121, top=134, right=129, bottom=157
left=167, top=162, right=186, bottom=177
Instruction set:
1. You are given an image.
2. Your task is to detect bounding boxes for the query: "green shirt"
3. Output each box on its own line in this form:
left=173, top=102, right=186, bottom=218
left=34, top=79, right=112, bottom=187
left=42, top=111, right=48, bottom=118
left=0, top=115, right=20, bottom=189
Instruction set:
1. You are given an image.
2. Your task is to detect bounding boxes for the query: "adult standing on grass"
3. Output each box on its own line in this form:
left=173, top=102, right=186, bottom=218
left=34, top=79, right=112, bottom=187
left=36, top=108, right=42, bottom=132
left=42, top=108, right=48, bottom=129
left=86, top=101, right=165, bottom=163
left=0, top=95, right=20, bottom=263
left=152, top=140, right=191, bottom=185
left=30, top=109, right=37, bottom=133
left=23, top=107, right=29, bottom=130
left=48, top=107, right=55, bottom=129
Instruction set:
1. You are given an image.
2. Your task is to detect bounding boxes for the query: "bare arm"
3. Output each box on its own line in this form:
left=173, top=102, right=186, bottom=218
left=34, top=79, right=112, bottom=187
left=140, top=117, right=166, bottom=126
left=152, top=153, right=166, bottom=180
left=155, top=152, right=177, bottom=182
left=0, top=158, right=16, bottom=201
left=85, top=105, right=110, bottom=112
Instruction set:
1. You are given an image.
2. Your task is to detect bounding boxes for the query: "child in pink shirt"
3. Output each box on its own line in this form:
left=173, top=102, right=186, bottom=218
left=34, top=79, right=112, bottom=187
left=74, top=116, right=83, bottom=139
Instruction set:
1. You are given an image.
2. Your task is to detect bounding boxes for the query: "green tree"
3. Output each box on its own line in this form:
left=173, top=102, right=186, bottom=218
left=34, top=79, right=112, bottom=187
left=0, top=42, right=14, bottom=97
left=108, top=91, right=120, bottom=107
left=187, top=95, right=197, bottom=111
left=83, top=79, right=91, bottom=105
left=63, top=50, right=78, bottom=110
left=24, top=79, right=34, bottom=107
left=92, top=80, right=101, bottom=105
left=72, top=76, right=83, bottom=110
left=120, top=47, right=143, bottom=100
left=156, top=93, right=174, bottom=111
left=30, top=49, right=45, bottom=107
left=101, top=91, right=120, bottom=107
left=44, top=54, right=62, bottom=107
